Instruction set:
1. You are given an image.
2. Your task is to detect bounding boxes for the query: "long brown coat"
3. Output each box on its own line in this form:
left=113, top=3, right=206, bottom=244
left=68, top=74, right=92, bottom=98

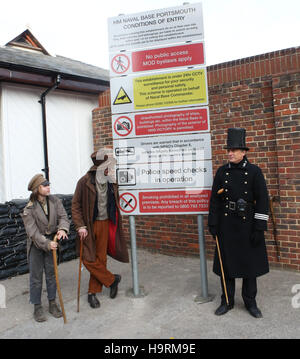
left=71, top=169, right=129, bottom=263
left=21, top=195, right=70, bottom=258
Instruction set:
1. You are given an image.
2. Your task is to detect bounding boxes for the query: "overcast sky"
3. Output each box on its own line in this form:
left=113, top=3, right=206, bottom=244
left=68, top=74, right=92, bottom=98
left=0, top=0, right=299, bottom=69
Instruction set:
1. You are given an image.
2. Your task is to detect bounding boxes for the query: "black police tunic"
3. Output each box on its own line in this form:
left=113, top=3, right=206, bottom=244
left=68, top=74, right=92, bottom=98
left=208, top=156, right=269, bottom=278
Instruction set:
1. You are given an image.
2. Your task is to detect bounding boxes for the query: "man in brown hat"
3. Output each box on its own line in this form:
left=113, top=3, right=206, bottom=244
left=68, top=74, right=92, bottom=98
left=208, top=128, right=269, bottom=318
left=72, top=150, right=129, bottom=309
left=22, top=174, right=70, bottom=322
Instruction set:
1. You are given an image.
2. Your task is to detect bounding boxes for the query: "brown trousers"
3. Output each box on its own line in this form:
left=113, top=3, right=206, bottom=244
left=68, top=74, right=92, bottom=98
left=83, top=220, right=115, bottom=293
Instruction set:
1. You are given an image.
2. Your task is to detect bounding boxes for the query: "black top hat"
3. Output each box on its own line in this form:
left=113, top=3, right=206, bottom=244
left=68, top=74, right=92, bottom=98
left=224, top=128, right=249, bottom=151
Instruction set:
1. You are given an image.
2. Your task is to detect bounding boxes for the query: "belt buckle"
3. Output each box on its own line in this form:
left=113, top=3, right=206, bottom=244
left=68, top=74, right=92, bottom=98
left=229, top=201, right=236, bottom=211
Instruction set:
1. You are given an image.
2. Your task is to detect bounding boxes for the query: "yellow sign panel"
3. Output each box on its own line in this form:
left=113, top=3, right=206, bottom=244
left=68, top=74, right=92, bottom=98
left=133, top=69, right=207, bottom=110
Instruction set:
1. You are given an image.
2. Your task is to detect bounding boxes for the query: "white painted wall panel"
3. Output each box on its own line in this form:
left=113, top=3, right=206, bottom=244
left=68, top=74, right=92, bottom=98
left=0, top=86, right=5, bottom=203
left=1, top=84, right=44, bottom=201
left=46, top=91, right=96, bottom=195
left=0, top=83, right=97, bottom=202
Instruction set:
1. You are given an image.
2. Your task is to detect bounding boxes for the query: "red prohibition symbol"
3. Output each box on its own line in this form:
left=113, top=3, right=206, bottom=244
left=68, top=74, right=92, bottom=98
left=114, top=115, right=133, bottom=137
left=111, top=54, right=130, bottom=74
left=119, top=193, right=137, bottom=213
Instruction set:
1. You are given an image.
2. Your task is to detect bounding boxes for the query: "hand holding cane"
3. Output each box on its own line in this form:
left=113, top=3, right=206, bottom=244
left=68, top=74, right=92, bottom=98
left=52, top=234, right=67, bottom=324
left=215, top=235, right=229, bottom=306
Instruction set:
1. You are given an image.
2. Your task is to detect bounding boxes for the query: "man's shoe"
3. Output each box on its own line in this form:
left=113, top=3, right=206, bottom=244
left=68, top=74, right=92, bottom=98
left=34, top=304, right=47, bottom=322
left=214, top=303, right=234, bottom=316
left=246, top=306, right=263, bottom=318
left=110, top=274, right=121, bottom=299
left=88, top=293, right=100, bottom=309
left=49, top=300, right=63, bottom=318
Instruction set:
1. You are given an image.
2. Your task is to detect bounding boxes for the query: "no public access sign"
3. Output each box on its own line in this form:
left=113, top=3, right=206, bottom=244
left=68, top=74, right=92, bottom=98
left=109, top=42, right=205, bottom=77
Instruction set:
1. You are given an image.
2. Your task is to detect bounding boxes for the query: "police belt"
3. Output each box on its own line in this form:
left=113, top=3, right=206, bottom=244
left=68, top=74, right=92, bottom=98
left=226, top=199, right=253, bottom=216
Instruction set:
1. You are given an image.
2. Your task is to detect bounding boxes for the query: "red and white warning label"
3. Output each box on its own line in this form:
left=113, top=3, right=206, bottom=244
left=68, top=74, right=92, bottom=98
left=119, top=189, right=211, bottom=215
left=112, top=107, right=209, bottom=139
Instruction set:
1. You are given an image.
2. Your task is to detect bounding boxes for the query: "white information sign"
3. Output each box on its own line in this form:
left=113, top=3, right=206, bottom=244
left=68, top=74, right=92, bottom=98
left=116, top=160, right=213, bottom=190
left=108, top=3, right=204, bottom=52
left=113, top=133, right=212, bottom=165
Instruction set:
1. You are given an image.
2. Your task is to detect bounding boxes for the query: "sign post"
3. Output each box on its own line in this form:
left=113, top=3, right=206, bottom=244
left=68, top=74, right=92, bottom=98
left=195, top=215, right=214, bottom=303
left=129, top=216, right=141, bottom=297
left=108, top=3, right=213, bottom=301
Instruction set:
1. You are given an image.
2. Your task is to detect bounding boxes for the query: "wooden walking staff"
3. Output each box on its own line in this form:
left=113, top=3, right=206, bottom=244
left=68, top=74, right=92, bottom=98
left=215, top=235, right=229, bottom=306
left=215, top=188, right=229, bottom=305
left=77, top=239, right=83, bottom=312
left=269, top=196, right=280, bottom=261
left=52, top=235, right=67, bottom=324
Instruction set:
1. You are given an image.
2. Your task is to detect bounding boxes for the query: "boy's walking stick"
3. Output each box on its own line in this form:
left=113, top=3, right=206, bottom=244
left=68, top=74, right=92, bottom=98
left=215, top=235, right=229, bottom=306
left=77, top=239, right=83, bottom=312
left=52, top=235, right=67, bottom=324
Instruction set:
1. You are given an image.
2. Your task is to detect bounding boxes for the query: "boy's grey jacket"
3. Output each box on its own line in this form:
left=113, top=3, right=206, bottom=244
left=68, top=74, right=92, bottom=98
left=22, top=195, right=70, bottom=257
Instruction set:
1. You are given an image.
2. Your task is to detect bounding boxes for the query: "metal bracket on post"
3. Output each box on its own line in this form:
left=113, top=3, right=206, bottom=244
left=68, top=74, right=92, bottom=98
left=126, top=215, right=147, bottom=298
left=194, top=214, right=214, bottom=304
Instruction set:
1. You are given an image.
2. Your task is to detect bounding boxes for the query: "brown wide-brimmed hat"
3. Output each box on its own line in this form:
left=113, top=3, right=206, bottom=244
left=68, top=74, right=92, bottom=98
left=28, top=174, right=50, bottom=191
left=91, top=151, right=108, bottom=167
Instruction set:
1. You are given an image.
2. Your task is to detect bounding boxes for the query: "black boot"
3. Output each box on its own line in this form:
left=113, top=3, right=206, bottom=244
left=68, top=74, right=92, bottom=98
left=110, top=274, right=121, bottom=299
left=214, top=302, right=234, bottom=316
left=34, top=304, right=47, bottom=322
left=49, top=300, right=62, bottom=318
left=88, top=293, right=100, bottom=309
left=245, top=305, right=263, bottom=318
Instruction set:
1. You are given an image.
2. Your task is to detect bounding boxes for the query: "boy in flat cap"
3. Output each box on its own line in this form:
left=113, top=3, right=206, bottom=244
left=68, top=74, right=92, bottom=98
left=22, top=174, right=70, bottom=322
left=208, top=128, right=269, bottom=318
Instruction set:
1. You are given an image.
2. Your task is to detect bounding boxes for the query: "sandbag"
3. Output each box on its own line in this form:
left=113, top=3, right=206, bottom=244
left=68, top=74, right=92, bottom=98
left=0, top=204, right=9, bottom=216
left=0, top=216, right=14, bottom=227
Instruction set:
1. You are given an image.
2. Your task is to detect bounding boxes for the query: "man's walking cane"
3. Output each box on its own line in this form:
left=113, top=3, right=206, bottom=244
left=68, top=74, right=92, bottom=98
left=215, top=235, right=229, bottom=306
left=52, top=235, right=67, bottom=324
left=77, top=239, right=83, bottom=312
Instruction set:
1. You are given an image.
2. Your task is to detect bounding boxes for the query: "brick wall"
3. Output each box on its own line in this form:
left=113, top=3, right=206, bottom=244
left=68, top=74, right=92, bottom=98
left=93, top=46, right=300, bottom=271
left=271, top=72, right=300, bottom=269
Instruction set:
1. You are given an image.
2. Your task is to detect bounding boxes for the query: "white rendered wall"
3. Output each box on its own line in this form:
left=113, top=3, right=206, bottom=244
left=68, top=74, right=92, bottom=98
left=0, top=83, right=97, bottom=202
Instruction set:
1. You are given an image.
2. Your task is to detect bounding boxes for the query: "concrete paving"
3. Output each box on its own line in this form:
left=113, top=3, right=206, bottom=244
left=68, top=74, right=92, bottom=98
left=0, top=248, right=300, bottom=339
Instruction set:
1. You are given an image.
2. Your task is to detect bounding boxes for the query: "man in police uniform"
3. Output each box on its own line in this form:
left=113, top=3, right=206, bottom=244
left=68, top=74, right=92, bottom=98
left=208, top=128, right=269, bottom=318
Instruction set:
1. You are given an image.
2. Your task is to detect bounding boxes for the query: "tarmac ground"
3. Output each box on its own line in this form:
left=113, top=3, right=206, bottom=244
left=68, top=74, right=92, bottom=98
left=0, top=248, right=300, bottom=339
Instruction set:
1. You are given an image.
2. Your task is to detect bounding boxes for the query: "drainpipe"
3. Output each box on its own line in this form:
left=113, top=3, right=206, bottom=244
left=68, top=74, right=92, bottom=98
left=38, top=75, right=61, bottom=181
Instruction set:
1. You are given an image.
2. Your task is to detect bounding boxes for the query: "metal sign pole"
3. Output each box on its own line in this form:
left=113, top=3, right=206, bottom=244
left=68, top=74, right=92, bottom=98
left=195, top=214, right=214, bottom=303
left=127, top=215, right=147, bottom=298
left=129, top=215, right=140, bottom=296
